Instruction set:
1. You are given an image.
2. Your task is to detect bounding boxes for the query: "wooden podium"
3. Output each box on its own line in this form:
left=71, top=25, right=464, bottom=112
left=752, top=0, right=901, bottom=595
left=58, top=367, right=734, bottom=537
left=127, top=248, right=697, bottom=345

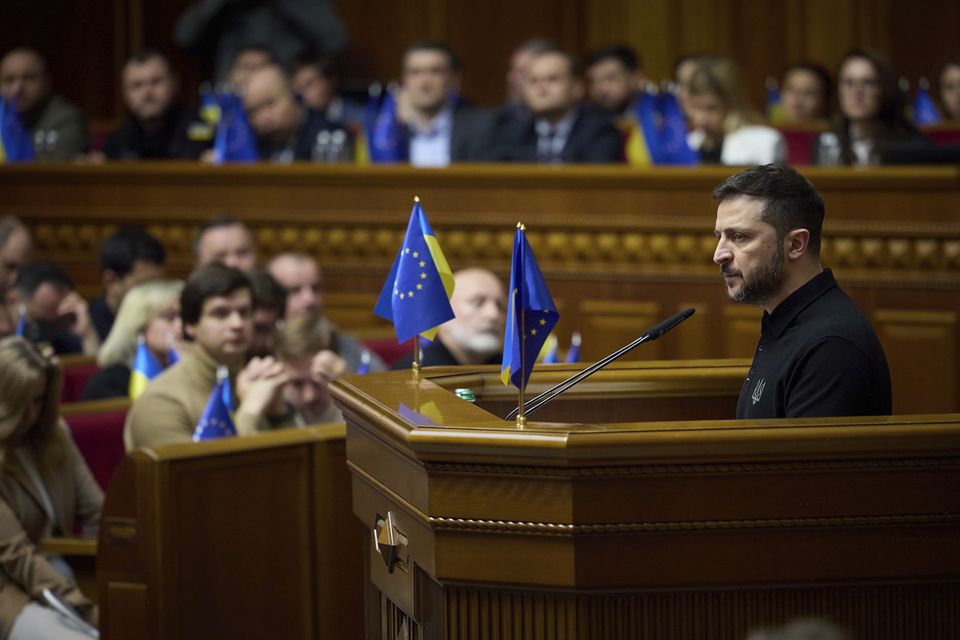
left=96, top=426, right=363, bottom=640
left=331, top=360, right=960, bottom=640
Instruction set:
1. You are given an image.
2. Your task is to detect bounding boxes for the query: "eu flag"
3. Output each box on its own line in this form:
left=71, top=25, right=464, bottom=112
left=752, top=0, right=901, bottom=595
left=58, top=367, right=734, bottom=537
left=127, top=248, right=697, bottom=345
left=0, top=97, right=35, bottom=163
left=501, top=225, right=559, bottom=390
left=368, top=89, right=408, bottom=163
left=129, top=337, right=163, bottom=400
left=655, top=90, right=699, bottom=165
left=374, top=199, right=455, bottom=342
left=912, top=80, right=941, bottom=126
left=193, top=365, right=237, bottom=441
left=213, top=92, right=259, bottom=164
left=14, top=304, right=26, bottom=337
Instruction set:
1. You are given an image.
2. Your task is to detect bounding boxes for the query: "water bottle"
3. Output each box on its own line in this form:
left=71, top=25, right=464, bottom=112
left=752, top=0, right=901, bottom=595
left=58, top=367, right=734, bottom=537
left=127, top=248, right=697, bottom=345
left=817, top=132, right=841, bottom=167
left=330, top=129, right=348, bottom=163
left=312, top=130, right=332, bottom=162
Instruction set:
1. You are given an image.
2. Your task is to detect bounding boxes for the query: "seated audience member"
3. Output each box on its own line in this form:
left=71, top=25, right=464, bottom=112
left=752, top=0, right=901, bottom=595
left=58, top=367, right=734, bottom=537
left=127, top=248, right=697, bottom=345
left=939, top=56, right=960, bottom=121
left=0, top=336, right=102, bottom=637
left=242, top=64, right=342, bottom=163
left=585, top=45, right=645, bottom=121
left=490, top=47, right=622, bottom=163
left=194, top=216, right=258, bottom=271
left=291, top=55, right=364, bottom=127
left=82, top=279, right=184, bottom=401
left=685, top=56, right=786, bottom=165
left=0, top=216, right=32, bottom=290
left=673, top=52, right=713, bottom=119
left=397, top=41, right=496, bottom=166
left=15, top=262, right=100, bottom=356
left=0, top=47, right=88, bottom=160
left=99, top=50, right=208, bottom=160
left=274, top=312, right=347, bottom=424
left=247, top=267, right=286, bottom=359
left=502, top=38, right=557, bottom=119
left=267, top=252, right=386, bottom=373
left=779, top=62, right=832, bottom=126
left=818, top=49, right=928, bottom=166
left=89, top=228, right=166, bottom=341
left=393, top=268, right=505, bottom=369
left=0, top=288, right=14, bottom=337
left=124, top=264, right=292, bottom=451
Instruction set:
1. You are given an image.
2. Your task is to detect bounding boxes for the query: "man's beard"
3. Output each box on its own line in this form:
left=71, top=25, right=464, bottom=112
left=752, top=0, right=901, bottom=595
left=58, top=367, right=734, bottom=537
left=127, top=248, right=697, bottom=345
left=722, top=242, right=786, bottom=306
left=446, top=323, right=502, bottom=358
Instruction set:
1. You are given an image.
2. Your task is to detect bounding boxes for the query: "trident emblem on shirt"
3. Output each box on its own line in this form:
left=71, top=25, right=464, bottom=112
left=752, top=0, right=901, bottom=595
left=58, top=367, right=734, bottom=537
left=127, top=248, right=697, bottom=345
left=751, top=378, right=766, bottom=405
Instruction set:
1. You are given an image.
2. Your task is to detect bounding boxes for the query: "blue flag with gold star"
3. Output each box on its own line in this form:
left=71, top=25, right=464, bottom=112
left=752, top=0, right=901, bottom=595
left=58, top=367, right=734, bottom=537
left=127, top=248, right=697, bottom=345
left=374, top=199, right=455, bottom=342
left=501, top=225, right=559, bottom=390
left=193, top=366, right=237, bottom=441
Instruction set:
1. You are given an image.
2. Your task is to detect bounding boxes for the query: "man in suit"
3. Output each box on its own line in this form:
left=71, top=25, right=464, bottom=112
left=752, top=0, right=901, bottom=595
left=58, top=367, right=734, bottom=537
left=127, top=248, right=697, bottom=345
left=397, top=41, right=495, bottom=166
left=490, top=47, right=622, bottom=163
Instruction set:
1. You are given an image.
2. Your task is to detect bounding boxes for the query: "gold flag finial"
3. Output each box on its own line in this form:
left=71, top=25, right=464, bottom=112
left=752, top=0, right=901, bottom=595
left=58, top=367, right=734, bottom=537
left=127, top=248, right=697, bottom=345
left=520, top=223, right=527, bottom=231
left=414, top=196, right=420, bottom=203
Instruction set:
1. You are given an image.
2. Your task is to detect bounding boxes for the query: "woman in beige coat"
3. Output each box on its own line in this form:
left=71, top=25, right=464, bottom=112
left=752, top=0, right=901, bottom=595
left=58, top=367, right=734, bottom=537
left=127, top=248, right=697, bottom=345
left=0, top=337, right=102, bottom=639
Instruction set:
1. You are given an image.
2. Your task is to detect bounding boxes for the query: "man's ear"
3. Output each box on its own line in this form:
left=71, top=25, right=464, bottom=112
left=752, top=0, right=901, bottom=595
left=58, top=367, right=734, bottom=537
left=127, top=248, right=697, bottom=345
left=183, top=322, right=196, bottom=340
left=102, top=269, right=119, bottom=290
left=786, top=228, right=811, bottom=261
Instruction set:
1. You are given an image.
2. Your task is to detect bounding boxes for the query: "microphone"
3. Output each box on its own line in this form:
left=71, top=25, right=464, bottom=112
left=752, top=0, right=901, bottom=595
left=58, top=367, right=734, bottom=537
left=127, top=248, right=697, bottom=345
left=504, top=308, right=695, bottom=421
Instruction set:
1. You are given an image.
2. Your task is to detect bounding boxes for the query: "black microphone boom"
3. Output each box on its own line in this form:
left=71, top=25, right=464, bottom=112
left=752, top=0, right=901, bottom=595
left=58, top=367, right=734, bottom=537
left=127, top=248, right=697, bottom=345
left=504, top=307, right=695, bottom=421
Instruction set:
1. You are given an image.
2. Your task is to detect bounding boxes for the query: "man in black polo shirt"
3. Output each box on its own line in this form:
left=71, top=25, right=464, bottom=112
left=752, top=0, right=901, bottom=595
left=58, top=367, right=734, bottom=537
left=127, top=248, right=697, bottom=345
left=712, top=164, right=892, bottom=419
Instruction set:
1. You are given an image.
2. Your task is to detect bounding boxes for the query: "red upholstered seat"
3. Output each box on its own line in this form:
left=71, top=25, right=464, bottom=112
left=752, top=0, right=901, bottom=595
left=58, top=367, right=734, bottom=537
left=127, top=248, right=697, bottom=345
left=779, top=128, right=821, bottom=165
left=61, top=399, right=130, bottom=491
left=923, top=126, right=960, bottom=146
left=361, top=336, right=413, bottom=367
left=59, top=356, right=100, bottom=404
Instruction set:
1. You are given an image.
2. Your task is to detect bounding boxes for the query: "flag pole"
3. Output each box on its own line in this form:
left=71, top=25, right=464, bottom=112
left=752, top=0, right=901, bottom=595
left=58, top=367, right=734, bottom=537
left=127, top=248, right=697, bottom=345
left=516, top=222, right=526, bottom=429
left=411, top=195, right=422, bottom=380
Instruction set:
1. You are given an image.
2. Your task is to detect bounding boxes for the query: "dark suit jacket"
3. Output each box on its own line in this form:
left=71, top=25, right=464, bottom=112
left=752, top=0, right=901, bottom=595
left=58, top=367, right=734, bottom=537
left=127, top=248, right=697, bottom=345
left=103, top=105, right=208, bottom=160
left=489, top=104, right=623, bottom=163
left=449, top=106, right=498, bottom=162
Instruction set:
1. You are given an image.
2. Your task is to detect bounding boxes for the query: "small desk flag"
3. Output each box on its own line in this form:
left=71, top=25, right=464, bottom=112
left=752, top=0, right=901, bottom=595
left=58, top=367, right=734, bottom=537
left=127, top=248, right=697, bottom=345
left=0, top=97, right=35, bottom=163
left=912, top=79, right=941, bottom=126
left=564, top=331, right=582, bottom=363
left=501, top=225, right=559, bottom=390
left=15, top=304, right=26, bottom=338
left=193, top=365, right=237, bottom=441
left=213, top=92, right=259, bottom=164
left=129, top=336, right=163, bottom=400
left=374, top=199, right=455, bottom=342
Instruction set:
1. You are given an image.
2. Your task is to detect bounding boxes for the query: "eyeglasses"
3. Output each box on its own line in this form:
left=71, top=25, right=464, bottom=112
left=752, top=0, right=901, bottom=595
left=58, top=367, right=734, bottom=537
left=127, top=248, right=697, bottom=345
left=840, top=78, right=881, bottom=92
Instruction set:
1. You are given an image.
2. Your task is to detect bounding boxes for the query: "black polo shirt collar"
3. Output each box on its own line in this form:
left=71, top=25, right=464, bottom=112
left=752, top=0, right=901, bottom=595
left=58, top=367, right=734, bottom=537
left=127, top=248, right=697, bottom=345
left=762, top=269, right=837, bottom=338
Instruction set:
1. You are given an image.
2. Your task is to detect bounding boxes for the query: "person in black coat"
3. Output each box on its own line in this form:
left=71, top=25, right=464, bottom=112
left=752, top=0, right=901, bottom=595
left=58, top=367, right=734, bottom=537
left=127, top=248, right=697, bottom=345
left=489, top=47, right=622, bottom=164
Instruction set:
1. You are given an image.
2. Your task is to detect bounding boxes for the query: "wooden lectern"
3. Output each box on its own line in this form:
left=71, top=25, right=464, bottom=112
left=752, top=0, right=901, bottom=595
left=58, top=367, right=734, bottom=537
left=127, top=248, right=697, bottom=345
left=96, top=426, right=363, bottom=640
left=332, top=359, right=960, bottom=640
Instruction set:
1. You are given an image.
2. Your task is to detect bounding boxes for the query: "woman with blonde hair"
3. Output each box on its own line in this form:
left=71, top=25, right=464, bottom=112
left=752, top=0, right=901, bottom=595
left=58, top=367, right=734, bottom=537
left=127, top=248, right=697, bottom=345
left=0, top=336, right=102, bottom=638
left=685, top=56, right=786, bottom=165
left=81, top=279, right=184, bottom=401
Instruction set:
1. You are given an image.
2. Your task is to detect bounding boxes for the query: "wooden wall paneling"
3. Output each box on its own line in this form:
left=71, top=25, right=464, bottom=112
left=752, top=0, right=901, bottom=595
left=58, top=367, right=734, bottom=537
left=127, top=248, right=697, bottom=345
left=578, top=299, right=662, bottom=361
left=721, top=305, right=762, bottom=359
left=672, top=301, right=713, bottom=360
left=873, top=309, right=959, bottom=414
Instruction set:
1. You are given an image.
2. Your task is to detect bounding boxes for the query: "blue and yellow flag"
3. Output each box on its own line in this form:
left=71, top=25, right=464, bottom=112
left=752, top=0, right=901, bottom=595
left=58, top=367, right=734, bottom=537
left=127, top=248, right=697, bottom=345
left=501, top=224, right=559, bottom=390
left=766, top=77, right=785, bottom=125
left=129, top=337, right=163, bottom=400
left=374, top=199, right=455, bottom=342
left=564, top=331, right=581, bottom=363
left=213, top=92, right=259, bottom=164
left=0, top=97, right=35, bottom=163
left=193, top=365, right=237, bottom=441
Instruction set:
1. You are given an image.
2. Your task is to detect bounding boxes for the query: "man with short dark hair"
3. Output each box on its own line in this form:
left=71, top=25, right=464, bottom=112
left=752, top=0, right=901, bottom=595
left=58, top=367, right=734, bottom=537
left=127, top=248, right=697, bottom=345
left=0, top=216, right=32, bottom=290
left=0, top=47, right=88, bottom=160
left=397, top=41, right=495, bottom=166
left=291, top=55, right=364, bottom=127
left=247, top=267, right=286, bottom=359
left=124, top=263, right=292, bottom=450
left=89, top=228, right=167, bottom=340
left=100, top=50, right=207, bottom=160
left=491, top=47, right=622, bottom=163
left=585, top=45, right=645, bottom=119
left=712, top=163, right=891, bottom=418
left=14, top=261, right=100, bottom=355
left=195, top=216, right=258, bottom=271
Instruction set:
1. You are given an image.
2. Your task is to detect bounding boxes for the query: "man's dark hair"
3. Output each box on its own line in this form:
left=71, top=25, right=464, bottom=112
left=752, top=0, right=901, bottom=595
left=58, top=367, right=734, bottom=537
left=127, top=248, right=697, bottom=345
left=15, top=261, right=73, bottom=296
left=180, top=263, right=251, bottom=329
left=99, top=228, right=166, bottom=277
left=586, top=45, right=641, bottom=73
left=126, top=49, right=174, bottom=72
left=193, top=215, right=253, bottom=258
left=292, top=53, right=338, bottom=80
left=712, top=163, right=825, bottom=256
left=403, top=41, right=461, bottom=72
left=247, top=267, right=286, bottom=318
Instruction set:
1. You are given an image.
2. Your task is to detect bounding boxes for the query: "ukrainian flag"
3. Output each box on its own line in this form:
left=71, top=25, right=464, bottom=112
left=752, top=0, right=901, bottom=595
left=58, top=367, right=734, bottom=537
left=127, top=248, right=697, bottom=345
left=0, top=97, right=34, bottom=163
left=374, top=198, right=455, bottom=342
left=129, top=337, right=163, bottom=400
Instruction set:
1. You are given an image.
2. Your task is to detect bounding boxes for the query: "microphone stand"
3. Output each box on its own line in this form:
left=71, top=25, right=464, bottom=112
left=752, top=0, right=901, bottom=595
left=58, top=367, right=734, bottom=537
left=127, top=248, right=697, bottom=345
left=504, top=308, right=695, bottom=421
